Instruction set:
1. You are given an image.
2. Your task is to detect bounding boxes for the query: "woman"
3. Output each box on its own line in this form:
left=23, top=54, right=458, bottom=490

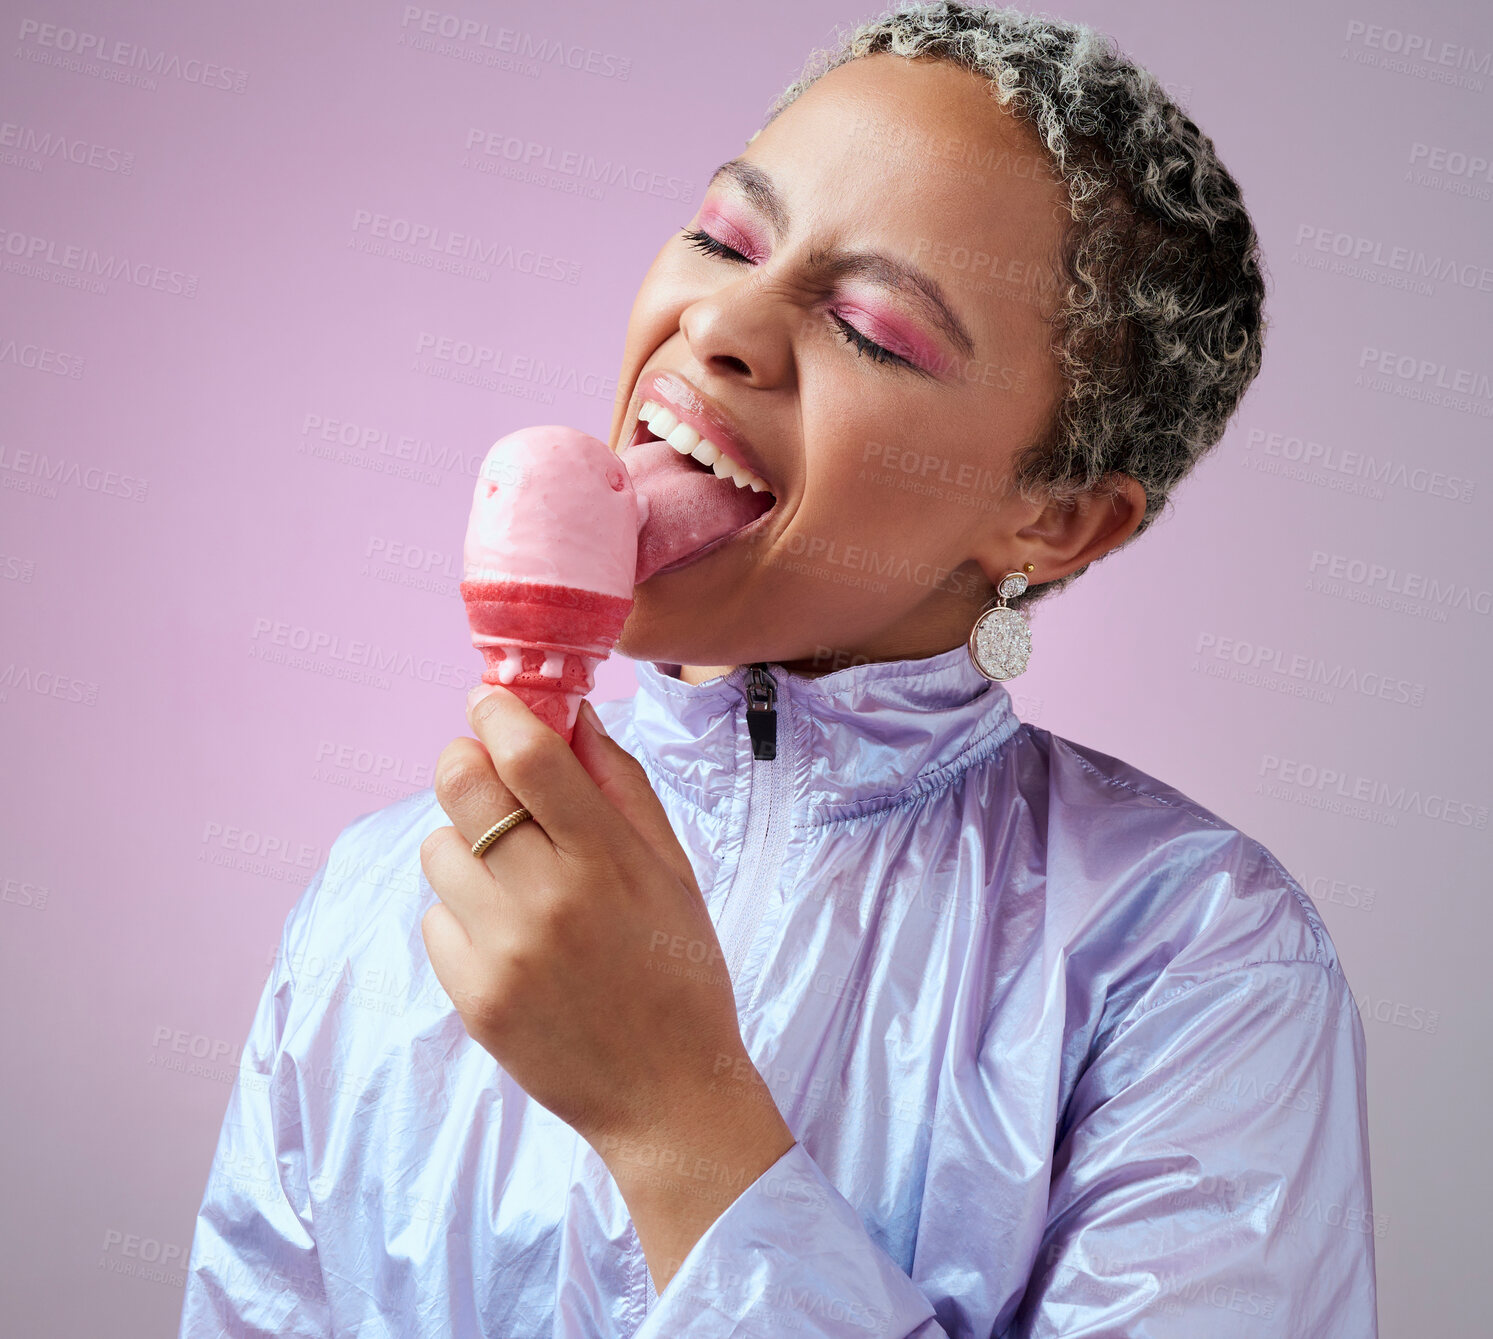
left=180, top=4, right=1377, bottom=1335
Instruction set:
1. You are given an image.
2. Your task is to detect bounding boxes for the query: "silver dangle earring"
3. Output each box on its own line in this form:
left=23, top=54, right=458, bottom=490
left=968, top=564, right=1036, bottom=681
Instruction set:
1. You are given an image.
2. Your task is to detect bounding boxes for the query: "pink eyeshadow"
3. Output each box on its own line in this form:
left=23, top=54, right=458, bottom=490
left=696, top=203, right=764, bottom=262
left=835, top=298, right=943, bottom=370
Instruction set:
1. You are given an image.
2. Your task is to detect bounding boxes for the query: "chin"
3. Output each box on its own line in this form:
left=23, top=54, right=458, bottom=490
left=616, top=620, right=725, bottom=669
left=615, top=599, right=759, bottom=669
left=616, top=557, right=815, bottom=667
left=615, top=567, right=721, bottom=664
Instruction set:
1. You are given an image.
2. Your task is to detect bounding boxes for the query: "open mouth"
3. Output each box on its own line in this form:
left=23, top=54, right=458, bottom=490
left=624, top=413, right=778, bottom=581
left=626, top=414, right=769, bottom=483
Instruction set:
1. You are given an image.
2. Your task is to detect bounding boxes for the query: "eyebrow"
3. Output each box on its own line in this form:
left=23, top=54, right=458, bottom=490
left=706, top=158, right=978, bottom=360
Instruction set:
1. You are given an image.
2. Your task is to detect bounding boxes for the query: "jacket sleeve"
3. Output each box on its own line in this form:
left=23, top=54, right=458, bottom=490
left=1007, top=959, right=1379, bottom=1337
left=635, top=959, right=1377, bottom=1339
left=633, top=1136, right=948, bottom=1337
left=178, top=863, right=332, bottom=1338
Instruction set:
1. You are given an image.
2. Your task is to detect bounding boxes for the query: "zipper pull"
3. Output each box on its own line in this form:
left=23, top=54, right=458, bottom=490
left=744, top=663, right=777, bottom=761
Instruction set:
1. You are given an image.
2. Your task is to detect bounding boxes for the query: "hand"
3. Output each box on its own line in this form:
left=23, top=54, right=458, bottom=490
left=419, top=685, right=792, bottom=1171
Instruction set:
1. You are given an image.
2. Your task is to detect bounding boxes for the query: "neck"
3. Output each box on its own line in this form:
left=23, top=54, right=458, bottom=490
left=661, top=580, right=992, bottom=688
left=632, top=642, right=1020, bottom=817
left=676, top=664, right=735, bottom=686
left=676, top=637, right=967, bottom=686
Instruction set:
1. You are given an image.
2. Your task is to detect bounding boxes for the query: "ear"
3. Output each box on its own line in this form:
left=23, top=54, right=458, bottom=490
left=973, top=474, right=1147, bottom=589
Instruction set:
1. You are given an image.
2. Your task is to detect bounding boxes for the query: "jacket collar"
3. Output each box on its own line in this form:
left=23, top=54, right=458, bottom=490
left=627, top=642, right=1022, bottom=824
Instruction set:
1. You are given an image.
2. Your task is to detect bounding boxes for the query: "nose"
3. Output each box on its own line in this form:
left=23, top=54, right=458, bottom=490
left=679, top=274, right=791, bottom=387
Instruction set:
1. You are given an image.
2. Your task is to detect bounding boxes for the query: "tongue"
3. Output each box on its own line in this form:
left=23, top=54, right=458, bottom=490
left=625, top=439, right=775, bottom=582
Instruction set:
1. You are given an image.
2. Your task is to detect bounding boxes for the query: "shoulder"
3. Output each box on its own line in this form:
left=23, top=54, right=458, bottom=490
left=277, top=786, right=446, bottom=985
left=280, top=695, right=644, bottom=964
left=1002, top=721, right=1345, bottom=1001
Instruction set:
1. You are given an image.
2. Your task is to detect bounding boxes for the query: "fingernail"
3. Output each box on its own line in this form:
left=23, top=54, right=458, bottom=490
left=580, top=699, right=607, bottom=735
left=468, top=683, right=498, bottom=711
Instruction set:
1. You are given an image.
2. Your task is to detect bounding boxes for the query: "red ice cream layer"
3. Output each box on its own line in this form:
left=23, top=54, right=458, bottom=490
left=461, top=579, right=633, bottom=741
left=460, top=579, right=632, bottom=652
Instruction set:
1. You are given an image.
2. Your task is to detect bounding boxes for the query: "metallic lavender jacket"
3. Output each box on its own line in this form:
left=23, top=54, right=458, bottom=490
left=179, top=644, right=1378, bottom=1337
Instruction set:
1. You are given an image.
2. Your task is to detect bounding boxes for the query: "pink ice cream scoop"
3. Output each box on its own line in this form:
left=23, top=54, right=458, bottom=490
left=460, top=426, right=647, bottom=743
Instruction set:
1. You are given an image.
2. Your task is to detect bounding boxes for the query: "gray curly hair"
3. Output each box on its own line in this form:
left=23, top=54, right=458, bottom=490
left=762, top=0, right=1268, bottom=611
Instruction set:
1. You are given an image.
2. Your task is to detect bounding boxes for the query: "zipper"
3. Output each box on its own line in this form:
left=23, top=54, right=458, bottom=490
left=640, top=663, right=789, bottom=1322
left=716, top=662, right=792, bottom=989
left=745, top=663, right=777, bottom=760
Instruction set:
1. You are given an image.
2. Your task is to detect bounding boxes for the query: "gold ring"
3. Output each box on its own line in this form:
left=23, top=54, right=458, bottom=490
left=471, top=807, right=533, bottom=858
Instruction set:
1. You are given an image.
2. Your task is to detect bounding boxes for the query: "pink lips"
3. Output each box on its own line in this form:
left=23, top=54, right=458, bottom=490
left=633, top=367, right=775, bottom=493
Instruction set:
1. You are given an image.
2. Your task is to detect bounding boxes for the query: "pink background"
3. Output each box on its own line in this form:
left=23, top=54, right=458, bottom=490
left=2, top=1, right=1488, bottom=1334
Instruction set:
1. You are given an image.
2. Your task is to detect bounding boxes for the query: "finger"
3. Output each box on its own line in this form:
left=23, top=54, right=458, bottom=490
left=465, top=685, right=619, bottom=860
left=432, top=735, right=552, bottom=880
left=420, top=825, right=505, bottom=940
left=572, top=701, right=696, bottom=890
left=420, top=900, right=479, bottom=1013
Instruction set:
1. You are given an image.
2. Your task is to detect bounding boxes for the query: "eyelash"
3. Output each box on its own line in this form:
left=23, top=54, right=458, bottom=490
left=679, top=225, right=915, bottom=371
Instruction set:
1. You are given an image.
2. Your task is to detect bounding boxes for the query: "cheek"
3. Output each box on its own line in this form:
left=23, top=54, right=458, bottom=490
left=797, top=380, right=920, bottom=512
left=623, top=248, right=694, bottom=345
left=786, top=414, right=938, bottom=556
left=613, top=252, right=694, bottom=440
left=791, top=396, right=996, bottom=560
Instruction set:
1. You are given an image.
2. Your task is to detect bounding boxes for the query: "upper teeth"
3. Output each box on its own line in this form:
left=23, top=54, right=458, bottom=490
left=639, top=400, right=771, bottom=493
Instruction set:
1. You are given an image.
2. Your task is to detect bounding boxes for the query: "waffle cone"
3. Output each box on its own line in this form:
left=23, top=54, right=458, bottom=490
left=474, top=647, right=604, bottom=743
left=461, top=578, right=632, bottom=743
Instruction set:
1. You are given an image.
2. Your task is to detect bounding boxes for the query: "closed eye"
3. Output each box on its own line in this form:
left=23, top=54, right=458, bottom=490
left=680, top=225, right=752, bottom=265
left=678, top=225, right=917, bottom=371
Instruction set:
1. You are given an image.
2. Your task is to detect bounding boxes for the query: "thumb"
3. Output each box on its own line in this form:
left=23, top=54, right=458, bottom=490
left=572, top=699, right=696, bottom=888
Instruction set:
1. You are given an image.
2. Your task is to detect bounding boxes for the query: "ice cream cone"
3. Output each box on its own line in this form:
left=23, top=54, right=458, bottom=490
left=460, top=577, right=632, bottom=742
left=460, top=426, right=643, bottom=745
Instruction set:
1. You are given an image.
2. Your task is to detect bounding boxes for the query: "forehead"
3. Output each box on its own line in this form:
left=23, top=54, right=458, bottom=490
left=739, top=53, right=1070, bottom=321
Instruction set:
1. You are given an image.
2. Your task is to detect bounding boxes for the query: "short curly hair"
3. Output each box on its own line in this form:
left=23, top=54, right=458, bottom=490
left=761, top=1, right=1269, bottom=610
